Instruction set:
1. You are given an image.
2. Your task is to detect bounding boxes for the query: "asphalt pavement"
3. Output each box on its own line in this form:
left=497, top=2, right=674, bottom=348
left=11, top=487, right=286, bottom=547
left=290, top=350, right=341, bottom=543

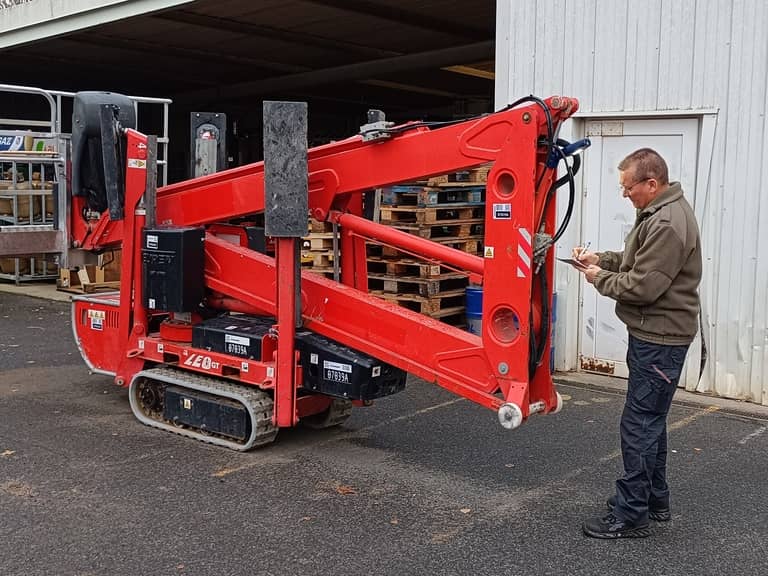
left=1, top=291, right=767, bottom=576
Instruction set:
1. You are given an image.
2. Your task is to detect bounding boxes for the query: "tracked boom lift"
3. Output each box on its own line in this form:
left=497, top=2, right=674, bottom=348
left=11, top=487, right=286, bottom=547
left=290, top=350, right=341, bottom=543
left=69, top=93, right=588, bottom=450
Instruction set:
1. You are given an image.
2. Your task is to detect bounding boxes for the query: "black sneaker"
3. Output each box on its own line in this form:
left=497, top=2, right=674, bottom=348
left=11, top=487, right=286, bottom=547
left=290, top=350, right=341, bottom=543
left=606, top=495, right=671, bottom=522
left=583, top=512, right=650, bottom=539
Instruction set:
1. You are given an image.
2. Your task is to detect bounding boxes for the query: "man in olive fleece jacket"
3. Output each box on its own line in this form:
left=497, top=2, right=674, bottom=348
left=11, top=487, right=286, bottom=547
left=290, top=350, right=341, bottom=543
left=575, top=148, right=702, bottom=539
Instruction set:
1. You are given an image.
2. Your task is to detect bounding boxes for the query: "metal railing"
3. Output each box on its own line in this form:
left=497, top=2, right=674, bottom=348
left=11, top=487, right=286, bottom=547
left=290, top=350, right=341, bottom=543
left=0, top=83, right=173, bottom=280
left=0, top=83, right=172, bottom=185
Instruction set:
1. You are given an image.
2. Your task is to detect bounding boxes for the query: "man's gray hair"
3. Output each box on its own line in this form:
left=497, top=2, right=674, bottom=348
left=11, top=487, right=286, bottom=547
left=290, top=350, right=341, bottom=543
left=618, top=148, right=669, bottom=185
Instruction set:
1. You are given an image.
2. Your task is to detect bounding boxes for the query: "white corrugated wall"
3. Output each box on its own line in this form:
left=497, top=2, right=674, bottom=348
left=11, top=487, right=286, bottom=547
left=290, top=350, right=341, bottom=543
left=495, top=0, right=768, bottom=405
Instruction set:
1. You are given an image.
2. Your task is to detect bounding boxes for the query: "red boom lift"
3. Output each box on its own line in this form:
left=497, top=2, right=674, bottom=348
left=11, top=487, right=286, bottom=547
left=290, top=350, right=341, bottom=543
left=69, top=92, right=588, bottom=450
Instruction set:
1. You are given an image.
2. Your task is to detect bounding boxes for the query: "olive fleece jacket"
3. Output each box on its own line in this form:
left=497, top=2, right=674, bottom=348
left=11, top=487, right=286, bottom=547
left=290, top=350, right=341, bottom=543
left=594, top=182, right=702, bottom=345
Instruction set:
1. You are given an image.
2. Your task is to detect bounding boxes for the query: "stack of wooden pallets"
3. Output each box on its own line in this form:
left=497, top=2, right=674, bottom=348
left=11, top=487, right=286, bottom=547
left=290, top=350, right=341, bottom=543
left=294, top=166, right=489, bottom=326
left=366, top=166, right=488, bottom=326
left=301, top=218, right=338, bottom=278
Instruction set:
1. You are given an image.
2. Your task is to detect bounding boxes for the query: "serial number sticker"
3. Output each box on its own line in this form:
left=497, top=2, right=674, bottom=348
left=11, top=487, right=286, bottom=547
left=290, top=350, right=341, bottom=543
left=493, top=203, right=512, bottom=219
left=225, top=334, right=250, bottom=346
left=146, top=235, right=158, bottom=249
left=226, top=343, right=249, bottom=356
left=323, top=360, right=352, bottom=373
left=324, top=369, right=350, bottom=383
left=90, top=318, right=103, bottom=331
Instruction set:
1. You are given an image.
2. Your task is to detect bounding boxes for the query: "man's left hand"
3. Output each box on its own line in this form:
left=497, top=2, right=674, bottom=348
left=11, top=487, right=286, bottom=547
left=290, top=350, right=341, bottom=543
left=583, top=265, right=602, bottom=284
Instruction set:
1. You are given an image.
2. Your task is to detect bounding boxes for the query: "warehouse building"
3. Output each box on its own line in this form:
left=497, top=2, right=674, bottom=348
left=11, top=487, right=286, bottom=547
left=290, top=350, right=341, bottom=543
left=1, top=0, right=765, bottom=405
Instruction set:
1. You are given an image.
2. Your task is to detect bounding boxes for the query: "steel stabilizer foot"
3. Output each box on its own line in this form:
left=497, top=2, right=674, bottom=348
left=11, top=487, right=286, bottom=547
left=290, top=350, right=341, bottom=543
left=497, top=402, right=524, bottom=430
left=553, top=391, right=564, bottom=414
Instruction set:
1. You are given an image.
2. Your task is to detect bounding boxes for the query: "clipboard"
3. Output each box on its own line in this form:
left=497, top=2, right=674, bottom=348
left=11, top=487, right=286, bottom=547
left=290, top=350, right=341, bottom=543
left=557, top=257, right=589, bottom=271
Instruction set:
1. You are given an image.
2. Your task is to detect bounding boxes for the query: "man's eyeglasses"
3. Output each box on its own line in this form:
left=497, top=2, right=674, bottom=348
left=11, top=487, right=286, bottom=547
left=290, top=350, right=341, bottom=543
left=619, top=177, right=650, bottom=194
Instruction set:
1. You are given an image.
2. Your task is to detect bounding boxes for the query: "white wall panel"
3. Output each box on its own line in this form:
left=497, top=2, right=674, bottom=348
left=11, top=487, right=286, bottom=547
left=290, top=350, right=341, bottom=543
left=496, top=0, right=768, bottom=404
left=592, top=0, right=628, bottom=111
left=624, top=1, right=661, bottom=110
left=562, top=0, right=596, bottom=107
left=657, top=0, right=696, bottom=110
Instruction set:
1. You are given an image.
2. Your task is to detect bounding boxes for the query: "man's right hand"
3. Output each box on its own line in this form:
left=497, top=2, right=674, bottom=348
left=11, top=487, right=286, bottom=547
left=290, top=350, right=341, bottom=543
left=572, top=246, right=599, bottom=266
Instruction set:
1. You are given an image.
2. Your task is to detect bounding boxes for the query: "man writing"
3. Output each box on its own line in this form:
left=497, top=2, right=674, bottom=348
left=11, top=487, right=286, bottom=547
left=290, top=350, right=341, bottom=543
left=574, top=148, right=702, bottom=539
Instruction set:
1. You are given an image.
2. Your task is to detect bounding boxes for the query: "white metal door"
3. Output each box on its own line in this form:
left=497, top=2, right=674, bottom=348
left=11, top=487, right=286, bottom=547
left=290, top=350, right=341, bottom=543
left=580, top=119, right=699, bottom=377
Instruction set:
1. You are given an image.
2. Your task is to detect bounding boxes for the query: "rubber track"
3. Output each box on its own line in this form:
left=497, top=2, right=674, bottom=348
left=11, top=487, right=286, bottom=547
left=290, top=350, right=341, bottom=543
left=129, top=366, right=277, bottom=451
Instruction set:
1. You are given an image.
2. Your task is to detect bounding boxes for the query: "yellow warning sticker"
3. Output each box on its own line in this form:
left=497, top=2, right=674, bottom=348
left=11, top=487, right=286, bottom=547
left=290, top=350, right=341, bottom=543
left=87, top=309, right=106, bottom=320
left=127, top=159, right=147, bottom=169
left=484, top=246, right=495, bottom=258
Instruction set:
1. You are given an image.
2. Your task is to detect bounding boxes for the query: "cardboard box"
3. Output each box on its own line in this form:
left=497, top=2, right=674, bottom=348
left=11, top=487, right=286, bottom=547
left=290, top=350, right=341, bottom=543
left=0, top=195, right=33, bottom=219
left=58, top=265, right=105, bottom=289
left=0, top=258, right=32, bottom=276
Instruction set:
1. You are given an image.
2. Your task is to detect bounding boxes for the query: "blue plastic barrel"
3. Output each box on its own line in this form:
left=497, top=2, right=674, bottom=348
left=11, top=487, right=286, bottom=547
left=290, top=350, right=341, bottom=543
left=465, top=285, right=483, bottom=335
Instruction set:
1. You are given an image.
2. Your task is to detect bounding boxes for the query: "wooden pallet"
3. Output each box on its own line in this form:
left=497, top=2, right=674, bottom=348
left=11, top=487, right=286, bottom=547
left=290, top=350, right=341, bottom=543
left=303, top=233, right=336, bottom=251
left=370, top=289, right=466, bottom=316
left=309, top=218, right=334, bottom=233
left=368, top=272, right=468, bottom=297
left=367, top=237, right=482, bottom=258
left=367, top=256, right=444, bottom=278
left=390, top=221, right=483, bottom=240
left=381, top=185, right=485, bottom=207
left=426, top=165, right=491, bottom=186
left=302, top=250, right=335, bottom=268
left=379, top=205, right=484, bottom=224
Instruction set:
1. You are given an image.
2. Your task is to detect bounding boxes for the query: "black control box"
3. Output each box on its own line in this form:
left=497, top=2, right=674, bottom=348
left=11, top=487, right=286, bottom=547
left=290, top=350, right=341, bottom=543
left=192, top=314, right=274, bottom=360
left=295, top=330, right=407, bottom=401
left=142, top=227, right=205, bottom=313
left=163, top=386, right=249, bottom=440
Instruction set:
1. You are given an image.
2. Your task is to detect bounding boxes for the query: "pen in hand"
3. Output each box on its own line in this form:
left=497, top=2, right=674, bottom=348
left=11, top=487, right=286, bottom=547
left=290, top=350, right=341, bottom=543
left=577, top=241, right=591, bottom=261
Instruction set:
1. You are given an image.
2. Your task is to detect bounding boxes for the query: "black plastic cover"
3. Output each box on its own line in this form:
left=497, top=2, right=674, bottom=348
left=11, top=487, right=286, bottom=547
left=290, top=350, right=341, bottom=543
left=295, top=330, right=407, bottom=400
left=192, top=314, right=274, bottom=359
left=71, top=91, right=137, bottom=219
left=142, top=227, right=205, bottom=313
left=163, top=386, right=249, bottom=440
